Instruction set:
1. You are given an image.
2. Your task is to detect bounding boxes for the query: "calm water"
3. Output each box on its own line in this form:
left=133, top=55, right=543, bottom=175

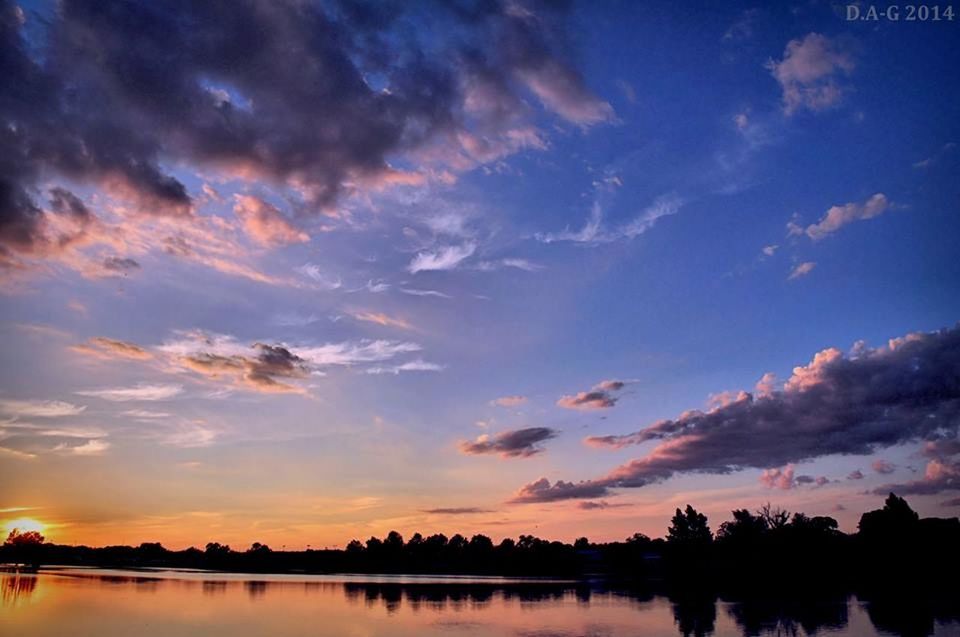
left=2, top=567, right=959, bottom=636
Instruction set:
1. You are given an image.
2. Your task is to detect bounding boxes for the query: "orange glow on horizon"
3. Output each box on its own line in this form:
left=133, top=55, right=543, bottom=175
left=3, top=517, right=48, bottom=538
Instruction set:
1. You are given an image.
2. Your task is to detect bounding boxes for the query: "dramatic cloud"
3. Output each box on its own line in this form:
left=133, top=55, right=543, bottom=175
left=767, top=33, right=855, bottom=114
left=75, top=383, right=184, bottom=402
left=492, top=395, right=528, bottom=408
left=788, top=261, right=816, bottom=280
left=70, top=337, right=153, bottom=361
left=557, top=379, right=627, bottom=410
left=460, top=427, right=558, bottom=458
left=0, top=399, right=86, bottom=418
left=1, top=0, right=610, bottom=268
left=527, top=324, right=960, bottom=502
left=408, top=243, right=477, bottom=273
left=233, top=195, right=309, bottom=247
left=802, top=193, right=890, bottom=240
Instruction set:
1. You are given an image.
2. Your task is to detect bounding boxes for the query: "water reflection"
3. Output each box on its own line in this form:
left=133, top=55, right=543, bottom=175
left=1, top=569, right=958, bottom=637
left=723, top=596, right=848, bottom=637
left=1, top=571, right=37, bottom=607
left=671, top=593, right=717, bottom=637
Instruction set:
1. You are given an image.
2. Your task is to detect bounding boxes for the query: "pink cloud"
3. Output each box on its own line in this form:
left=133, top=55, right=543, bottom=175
left=232, top=195, right=309, bottom=247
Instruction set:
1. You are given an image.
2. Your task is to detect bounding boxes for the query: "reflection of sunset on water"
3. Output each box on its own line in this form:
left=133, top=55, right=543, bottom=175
left=0, top=569, right=955, bottom=637
left=1, top=572, right=38, bottom=608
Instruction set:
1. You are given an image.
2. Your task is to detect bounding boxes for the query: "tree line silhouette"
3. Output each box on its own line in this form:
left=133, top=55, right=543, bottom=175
left=3, top=493, right=958, bottom=593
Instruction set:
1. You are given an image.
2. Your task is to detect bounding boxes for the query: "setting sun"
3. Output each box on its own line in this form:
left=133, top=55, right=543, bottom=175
left=3, top=518, right=46, bottom=538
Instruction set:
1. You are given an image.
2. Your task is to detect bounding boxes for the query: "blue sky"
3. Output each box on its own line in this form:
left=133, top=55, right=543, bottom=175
left=1, top=0, right=959, bottom=547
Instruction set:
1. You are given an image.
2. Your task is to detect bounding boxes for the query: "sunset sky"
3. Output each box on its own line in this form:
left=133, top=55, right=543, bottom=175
left=1, top=0, right=959, bottom=550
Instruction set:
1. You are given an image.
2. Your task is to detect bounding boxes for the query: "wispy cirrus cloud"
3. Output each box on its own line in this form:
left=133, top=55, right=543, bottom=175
left=54, top=439, right=111, bottom=456
left=399, top=288, right=451, bottom=299
left=408, top=243, right=477, bottom=273
left=491, top=395, right=528, bottom=408
left=0, top=399, right=86, bottom=418
left=121, top=410, right=171, bottom=420
left=365, top=360, right=444, bottom=375
left=70, top=337, right=153, bottom=361
left=294, top=264, right=342, bottom=290
left=536, top=194, right=682, bottom=245
left=350, top=311, right=413, bottom=330
left=75, top=383, right=184, bottom=402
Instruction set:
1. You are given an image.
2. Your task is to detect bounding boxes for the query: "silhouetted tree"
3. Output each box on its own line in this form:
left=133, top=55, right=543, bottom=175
left=384, top=531, right=404, bottom=550
left=858, top=493, right=919, bottom=537
left=668, top=505, right=712, bottom=545
left=4, top=529, right=45, bottom=566
left=759, top=503, right=791, bottom=531
left=4, top=529, right=45, bottom=547
left=574, top=537, right=590, bottom=550
left=717, top=509, right=767, bottom=543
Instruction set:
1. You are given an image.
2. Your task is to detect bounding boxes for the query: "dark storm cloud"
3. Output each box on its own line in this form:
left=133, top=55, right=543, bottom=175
left=515, top=325, right=960, bottom=503
left=460, top=426, right=558, bottom=458
left=1, top=0, right=611, bottom=263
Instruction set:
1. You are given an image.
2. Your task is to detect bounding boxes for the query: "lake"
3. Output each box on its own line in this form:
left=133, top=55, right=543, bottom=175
left=2, top=568, right=958, bottom=636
